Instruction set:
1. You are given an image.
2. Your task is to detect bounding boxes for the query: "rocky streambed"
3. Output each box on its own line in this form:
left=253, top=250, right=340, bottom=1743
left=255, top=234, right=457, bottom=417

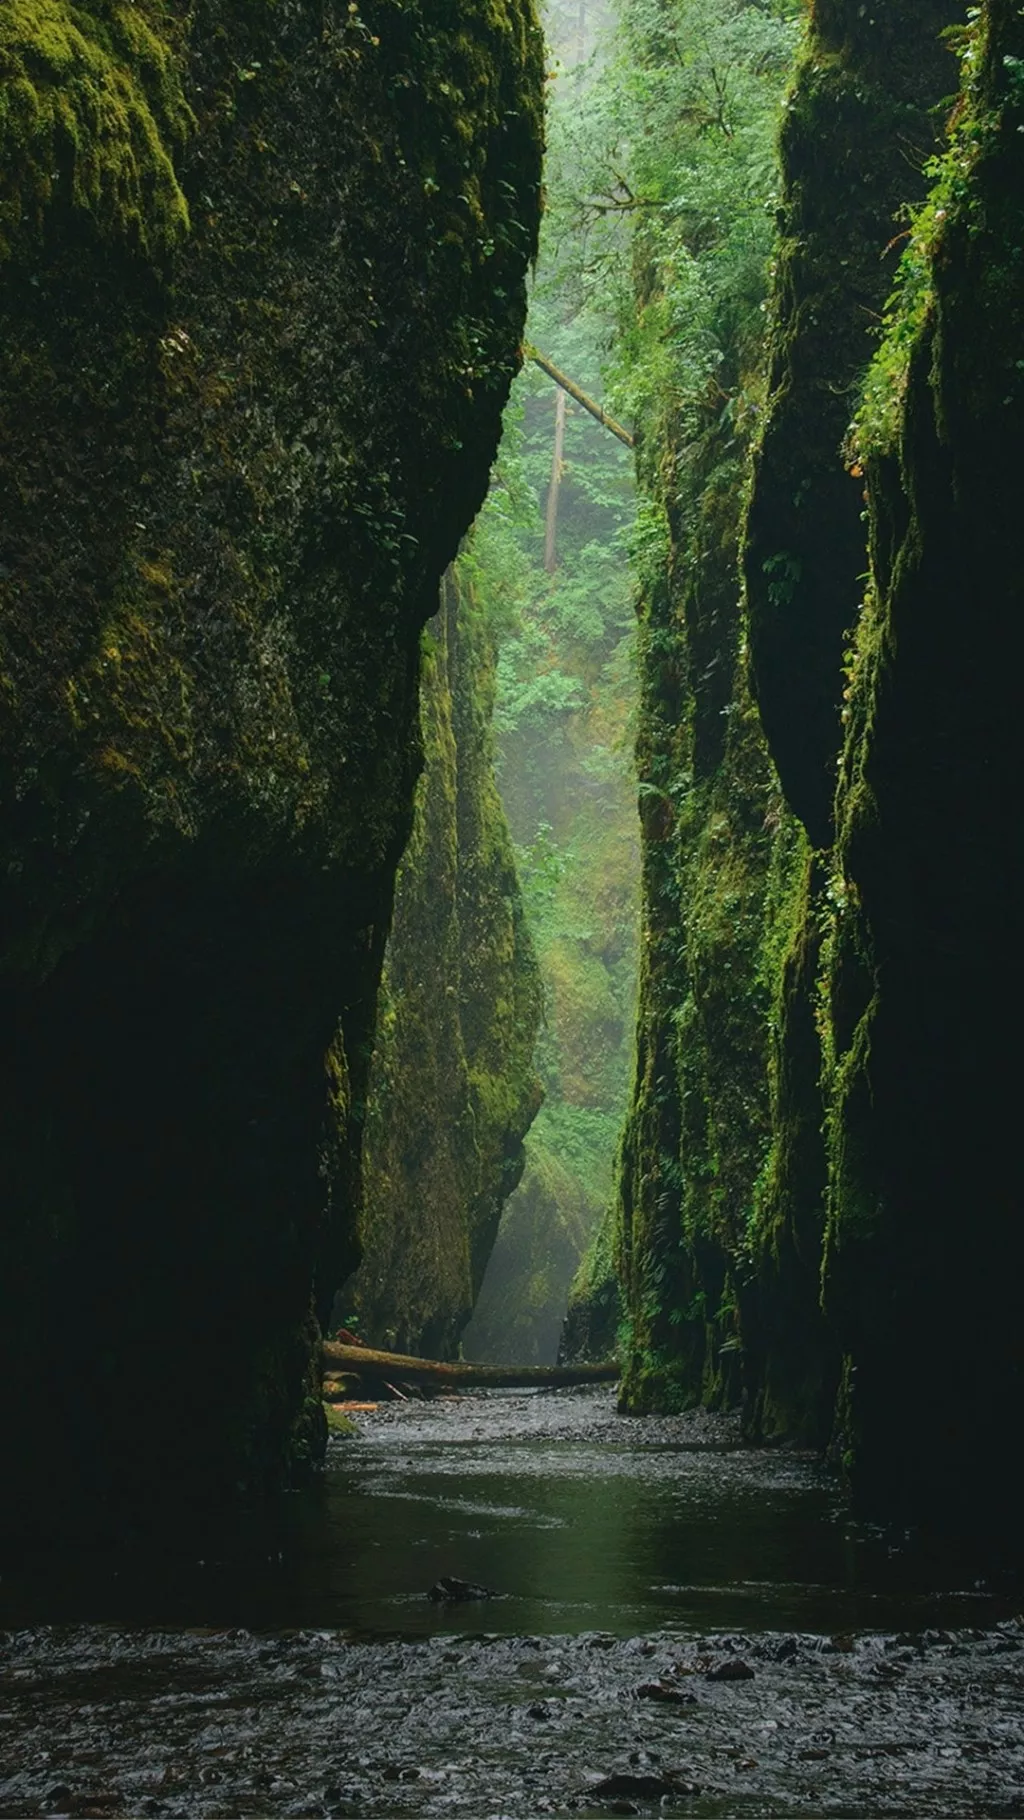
left=3, top=1613, right=1024, bottom=1816
left=1, top=1390, right=1022, bottom=1817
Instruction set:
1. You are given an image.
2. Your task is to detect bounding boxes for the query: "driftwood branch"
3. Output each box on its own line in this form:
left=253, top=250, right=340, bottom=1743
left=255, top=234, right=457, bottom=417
left=322, top=1340, right=619, bottom=1390
left=526, top=346, right=635, bottom=449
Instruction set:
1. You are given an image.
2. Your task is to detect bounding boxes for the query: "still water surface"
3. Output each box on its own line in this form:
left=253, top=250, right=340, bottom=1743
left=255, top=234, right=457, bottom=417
left=0, top=1389, right=1010, bottom=1637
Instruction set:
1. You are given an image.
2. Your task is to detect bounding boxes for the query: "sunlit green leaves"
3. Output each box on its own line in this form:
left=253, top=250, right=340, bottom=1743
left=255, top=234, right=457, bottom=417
left=547, top=0, right=802, bottom=453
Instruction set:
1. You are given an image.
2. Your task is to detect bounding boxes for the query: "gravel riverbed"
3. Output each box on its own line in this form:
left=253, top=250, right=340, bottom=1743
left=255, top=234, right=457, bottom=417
left=3, top=1614, right=1024, bottom=1817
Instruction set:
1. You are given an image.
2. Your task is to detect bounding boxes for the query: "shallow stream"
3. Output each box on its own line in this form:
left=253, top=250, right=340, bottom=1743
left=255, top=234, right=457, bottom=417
left=2, top=1389, right=1022, bottom=1816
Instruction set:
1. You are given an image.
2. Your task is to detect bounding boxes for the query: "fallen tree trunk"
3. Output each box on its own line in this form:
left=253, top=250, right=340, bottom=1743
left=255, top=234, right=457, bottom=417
left=526, top=346, right=635, bottom=449
left=322, top=1340, right=619, bottom=1389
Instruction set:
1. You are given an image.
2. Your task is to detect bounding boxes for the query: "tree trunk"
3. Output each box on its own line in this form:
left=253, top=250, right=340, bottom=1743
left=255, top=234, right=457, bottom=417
left=322, top=1339, right=618, bottom=1390
left=528, top=348, right=634, bottom=449
left=544, top=386, right=567, bottom=574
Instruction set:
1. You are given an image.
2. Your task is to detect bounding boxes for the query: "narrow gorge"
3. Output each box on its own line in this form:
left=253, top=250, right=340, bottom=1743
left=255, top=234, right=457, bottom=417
left=1, top=0, right=1022, bottom=1814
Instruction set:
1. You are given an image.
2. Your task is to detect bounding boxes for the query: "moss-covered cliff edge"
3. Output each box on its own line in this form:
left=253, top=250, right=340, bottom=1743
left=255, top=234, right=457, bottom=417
left=743, top=0, right=957, bottom=845
left=610, top=0, right=1023, bottom=1533
left=340, top=565, right=542, bottom=1358
left=0, top=0, right=543, bottom=1531
left=592, top=0, right=819, bottom=1423
left=821, top=0, right=1024, bottom=1524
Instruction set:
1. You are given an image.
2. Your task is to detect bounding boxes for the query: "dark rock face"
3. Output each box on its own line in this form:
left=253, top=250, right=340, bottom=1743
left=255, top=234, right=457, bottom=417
left=606, top=13, right=836, bottom=1433
left=614, top=414, right=797, bottom=1417
left=341, top=568, right=543, bottom=1359
left=612, top=393, right=838, bottom=1437
left=730, top=0, right=966, bottom=1463
left=0, top=0, right=543, bottom=1527
left=617, top=0, right=1023, bottom=1534
left=427, top=1574, right=495, bottom=1602
left=743, top=0, right=957, bottom=845
left=822, top=0, right=1024, bottom=1524
left=559, top=1209, right=621, bottom=1367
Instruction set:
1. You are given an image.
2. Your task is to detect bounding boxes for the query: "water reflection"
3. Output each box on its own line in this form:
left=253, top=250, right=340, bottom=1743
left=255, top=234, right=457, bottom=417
left=0, top=1390, right=1013, bottom=1636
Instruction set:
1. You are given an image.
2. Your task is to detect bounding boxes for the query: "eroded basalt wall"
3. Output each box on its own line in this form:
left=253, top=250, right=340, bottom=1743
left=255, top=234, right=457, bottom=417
left=340, top=566, right=542, bottom=1358
left=0, top=0, right=543, bottom=1528
left=605, top=4, right=836, bottom=1430
left=613, top=392, right=825, bottom=1425
left=741, top=0, right=1023, bottom=1521
left=732, top=0, right=959, bottom=1453
left=822, top=0, right=1024, bottom=1524
left=617, top=0, right=1024, bottom=1532
left=743, top=0, right=958, bottom=846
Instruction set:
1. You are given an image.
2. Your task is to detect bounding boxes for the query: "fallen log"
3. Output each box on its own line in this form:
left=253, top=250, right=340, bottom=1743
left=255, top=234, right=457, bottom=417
left=525, top=345, right=635, bottom=448
left=321, top=1340, right=619, bottom=1390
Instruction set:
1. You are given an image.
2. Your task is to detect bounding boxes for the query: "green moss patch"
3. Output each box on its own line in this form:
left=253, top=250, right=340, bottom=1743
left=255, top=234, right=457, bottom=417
left=0, top=0, right=191, bottom=261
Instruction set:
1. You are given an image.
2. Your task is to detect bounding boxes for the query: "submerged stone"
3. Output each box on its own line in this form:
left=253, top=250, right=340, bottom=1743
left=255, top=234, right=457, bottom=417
left=427, top=1575, right=496, bottom=1603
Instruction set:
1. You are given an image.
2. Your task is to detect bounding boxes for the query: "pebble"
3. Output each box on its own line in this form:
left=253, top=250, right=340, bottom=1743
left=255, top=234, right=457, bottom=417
left=3, top=1618, right=1022, bottom=1815
left=633, top=1680, right=697, bottom=1705
left=705, top=1658, right=755, bottom=1682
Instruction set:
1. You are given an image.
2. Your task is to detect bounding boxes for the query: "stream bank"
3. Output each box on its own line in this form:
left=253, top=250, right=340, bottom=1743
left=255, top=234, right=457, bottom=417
left=1, top=1390, right=1022, bottom=1817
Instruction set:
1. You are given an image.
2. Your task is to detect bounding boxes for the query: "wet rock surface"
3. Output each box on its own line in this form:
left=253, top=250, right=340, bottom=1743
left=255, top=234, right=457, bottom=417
left=2, top=1618, right=1024, bottom=1816
left=348, top=1388, right=744, bottom=1450
left=427, top=1577, right=496, bottom=1604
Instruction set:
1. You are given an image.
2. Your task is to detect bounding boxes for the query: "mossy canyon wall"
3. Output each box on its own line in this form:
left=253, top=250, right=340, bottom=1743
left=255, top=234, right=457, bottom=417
left=614, top=0, right=1023, bottom=1533
left=0, top=0, right=543, bottom=1529
left=340, top=566, right=542, bottom=1359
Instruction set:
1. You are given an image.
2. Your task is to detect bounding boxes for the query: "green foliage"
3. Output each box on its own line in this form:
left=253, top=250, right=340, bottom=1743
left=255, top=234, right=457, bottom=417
left=544, top=0, right=800, bottom=442
left=853, top=10, right=995, bottom=460
left=489, top=0, right=809, bottom=1390
left=459, top=1, right=642, bottom=1364
left=324, top=1404, right=358, bottom=1436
